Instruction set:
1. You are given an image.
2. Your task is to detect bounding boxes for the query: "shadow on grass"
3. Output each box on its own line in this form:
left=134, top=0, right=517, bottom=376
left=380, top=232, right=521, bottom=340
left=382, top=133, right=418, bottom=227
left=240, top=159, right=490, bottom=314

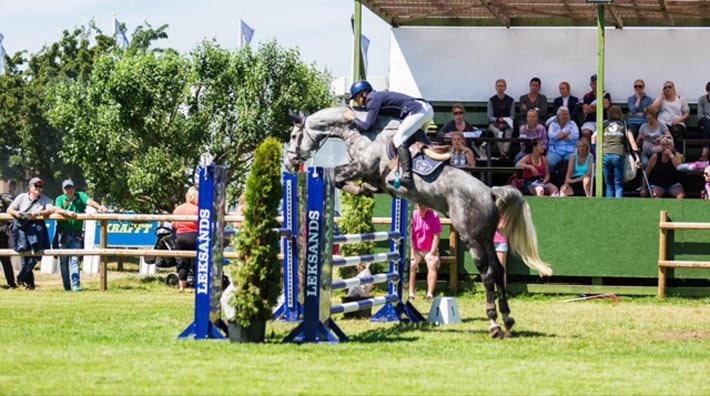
left=349, top=322, right=429, bottom=343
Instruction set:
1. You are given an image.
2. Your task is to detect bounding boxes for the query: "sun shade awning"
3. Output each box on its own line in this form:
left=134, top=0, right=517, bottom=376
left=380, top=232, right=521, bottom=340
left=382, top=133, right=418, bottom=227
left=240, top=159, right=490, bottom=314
left=361, top=0, right=710, bottom=29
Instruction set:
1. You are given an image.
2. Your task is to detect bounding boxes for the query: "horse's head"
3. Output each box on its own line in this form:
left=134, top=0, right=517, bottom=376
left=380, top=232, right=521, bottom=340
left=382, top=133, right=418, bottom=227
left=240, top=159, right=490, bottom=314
left=284, top=107, right=352, bottom=172
left=284, top=112, right=311, bottom=172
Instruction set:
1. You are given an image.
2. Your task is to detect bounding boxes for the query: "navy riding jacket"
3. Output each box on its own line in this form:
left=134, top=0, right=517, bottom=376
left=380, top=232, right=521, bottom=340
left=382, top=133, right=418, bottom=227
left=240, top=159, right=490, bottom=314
left=354, top=91, right=425, bottom=132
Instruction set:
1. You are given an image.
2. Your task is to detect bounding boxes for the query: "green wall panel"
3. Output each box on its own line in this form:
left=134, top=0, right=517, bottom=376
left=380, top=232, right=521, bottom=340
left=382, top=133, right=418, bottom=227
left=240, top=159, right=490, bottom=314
left=370, top=193, right=710, bottom=279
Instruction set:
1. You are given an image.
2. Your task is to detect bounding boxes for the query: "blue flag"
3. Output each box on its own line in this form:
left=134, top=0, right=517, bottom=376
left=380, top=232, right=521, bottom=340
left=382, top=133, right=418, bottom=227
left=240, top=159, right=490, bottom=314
left=114, top=18, right=130, bottom=49
left=360, top=34, right=370, bottom=75
left=240, top=19, right=254, bottom=47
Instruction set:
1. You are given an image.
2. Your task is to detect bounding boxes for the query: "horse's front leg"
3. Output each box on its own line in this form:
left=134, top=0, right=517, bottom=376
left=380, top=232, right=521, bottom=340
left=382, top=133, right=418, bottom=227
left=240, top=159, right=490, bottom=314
left=334, top=163, right=362, bottom=186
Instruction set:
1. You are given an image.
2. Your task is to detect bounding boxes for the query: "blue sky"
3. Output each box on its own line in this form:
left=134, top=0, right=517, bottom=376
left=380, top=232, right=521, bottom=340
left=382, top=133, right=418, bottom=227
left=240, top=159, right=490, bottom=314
left=0, top=0, right=391, bottom=77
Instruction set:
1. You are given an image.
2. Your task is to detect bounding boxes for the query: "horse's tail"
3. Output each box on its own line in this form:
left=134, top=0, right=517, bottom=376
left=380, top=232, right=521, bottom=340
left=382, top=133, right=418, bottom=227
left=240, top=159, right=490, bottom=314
left=491, top=186, right=553, bottom=277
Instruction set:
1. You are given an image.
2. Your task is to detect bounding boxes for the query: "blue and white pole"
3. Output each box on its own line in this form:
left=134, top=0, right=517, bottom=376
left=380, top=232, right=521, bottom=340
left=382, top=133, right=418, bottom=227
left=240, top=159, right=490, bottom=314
left=273, top=172, right=301, bottom=321
left=178, top=163, right=227, bottom=339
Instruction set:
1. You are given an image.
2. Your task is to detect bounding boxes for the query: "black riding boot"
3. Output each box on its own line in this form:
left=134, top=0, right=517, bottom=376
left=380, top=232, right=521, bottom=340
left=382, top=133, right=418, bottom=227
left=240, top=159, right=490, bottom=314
left=396, top=145, right=414, bottom=188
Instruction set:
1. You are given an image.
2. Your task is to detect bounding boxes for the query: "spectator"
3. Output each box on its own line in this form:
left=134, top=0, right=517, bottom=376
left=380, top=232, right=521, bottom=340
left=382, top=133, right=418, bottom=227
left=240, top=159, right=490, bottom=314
left=172, top=186, right=199, bottom=292
left=344, top=80, right=434, bottom=188
left=7, top=177, right=74, bottom=290
left=636, top=106, right=671, bottom=167
left=601, top=106, right=640, bottom=198
left=438, top=103, right=474, bottom=138
left=1, top=188, right=16, bottom=288
left=627, top=79, right=654, bottom=139
left=408, top=203, right=441, bottom=300
left=494, top=225, right=508, bottom=287
left=449, top=130, right=475, bottom=167
left=55, top=179, right=108, bottom=292
left=516, top=108, right=548, bottom=164
left=701, top=165, right=710, bottom=199
left=7, top=180, right=17, bottom=199
left=581, top=74, right=612, bottom=140
left=549, top=81, right=580, bottom=126
left=519, top=77, right=549, bottom=123
left=646, top=137, right=685, bottom=199
left=697, top=82, right=710, bottom=161
left=547, top=106, right=580, bottom=171
left=516, top=139, right=559, bottom=196
left=560, top=138, right=594, bottom=197
left=651, top=80, right=690, bottom=144
left=487, top=79, right=515, bottom=159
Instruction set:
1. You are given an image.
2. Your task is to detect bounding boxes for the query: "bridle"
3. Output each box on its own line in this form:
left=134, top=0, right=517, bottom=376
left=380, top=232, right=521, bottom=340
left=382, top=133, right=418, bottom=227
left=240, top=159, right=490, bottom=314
left=288, top=110, right=354, bottom=163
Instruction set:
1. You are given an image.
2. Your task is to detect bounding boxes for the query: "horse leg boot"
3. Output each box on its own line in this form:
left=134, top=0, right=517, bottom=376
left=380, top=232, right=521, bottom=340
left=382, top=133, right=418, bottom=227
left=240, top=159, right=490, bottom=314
left=396, top=144, right=414, bottom=188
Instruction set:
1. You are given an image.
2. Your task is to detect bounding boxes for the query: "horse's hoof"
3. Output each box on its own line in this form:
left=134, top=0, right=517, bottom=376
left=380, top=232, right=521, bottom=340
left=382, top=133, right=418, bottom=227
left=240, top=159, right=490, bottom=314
left=489, top=325, right=502, bottom=338
left=503, top=316, right=515, bottom=331
left=504, top=329, right=514, bottom=338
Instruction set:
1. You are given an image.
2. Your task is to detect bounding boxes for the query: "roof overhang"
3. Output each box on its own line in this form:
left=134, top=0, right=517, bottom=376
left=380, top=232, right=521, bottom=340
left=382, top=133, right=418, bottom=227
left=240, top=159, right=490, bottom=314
left=361, top=0, right=710, bottom=29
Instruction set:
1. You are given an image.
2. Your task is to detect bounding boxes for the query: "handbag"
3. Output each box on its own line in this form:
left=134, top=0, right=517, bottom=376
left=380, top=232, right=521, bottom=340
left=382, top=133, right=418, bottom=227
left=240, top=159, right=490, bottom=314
left=624, top=153, right=638, bottom=182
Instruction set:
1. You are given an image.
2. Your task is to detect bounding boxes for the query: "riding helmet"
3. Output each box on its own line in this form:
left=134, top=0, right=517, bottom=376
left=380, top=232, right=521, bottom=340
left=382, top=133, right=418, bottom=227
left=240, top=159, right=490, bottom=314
left=349, top=80, right=373, bottom=100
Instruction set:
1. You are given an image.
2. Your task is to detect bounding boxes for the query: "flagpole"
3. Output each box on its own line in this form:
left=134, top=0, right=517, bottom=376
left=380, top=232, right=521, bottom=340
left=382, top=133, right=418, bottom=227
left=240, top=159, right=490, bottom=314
left=239, top=19, right=243, bottom=48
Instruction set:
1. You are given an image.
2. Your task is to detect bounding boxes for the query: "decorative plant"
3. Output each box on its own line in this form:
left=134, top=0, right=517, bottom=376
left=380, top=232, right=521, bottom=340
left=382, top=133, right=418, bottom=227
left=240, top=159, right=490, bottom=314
left=229, top=137, right=283, bottom=328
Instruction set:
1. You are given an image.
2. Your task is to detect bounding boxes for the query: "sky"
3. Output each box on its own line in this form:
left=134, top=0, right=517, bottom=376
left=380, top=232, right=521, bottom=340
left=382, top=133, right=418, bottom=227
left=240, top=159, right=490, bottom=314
left=0, top=0, right=392, bottom=78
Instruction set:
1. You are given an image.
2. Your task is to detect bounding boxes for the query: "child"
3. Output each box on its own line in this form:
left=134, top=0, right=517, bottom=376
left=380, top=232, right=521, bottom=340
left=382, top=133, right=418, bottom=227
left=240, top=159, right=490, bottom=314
left=408, top=203, right=441, bottom=300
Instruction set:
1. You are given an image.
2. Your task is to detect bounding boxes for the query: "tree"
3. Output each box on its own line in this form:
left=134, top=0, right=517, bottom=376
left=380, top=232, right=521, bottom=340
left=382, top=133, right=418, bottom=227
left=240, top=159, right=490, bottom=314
left=187, top=40, right=334, bottom=204
left=230, top=137, right=283, bottom=331
left=50, top=49, right=196, bottom=212
left=0, top=23, right=116, bottom=190
left=51, top=39, right=334, bottom=212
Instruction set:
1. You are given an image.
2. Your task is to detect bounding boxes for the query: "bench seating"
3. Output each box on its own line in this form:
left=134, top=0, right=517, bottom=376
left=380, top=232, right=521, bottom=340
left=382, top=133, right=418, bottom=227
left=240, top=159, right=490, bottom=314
left=657, top=210, right=710, bottom=297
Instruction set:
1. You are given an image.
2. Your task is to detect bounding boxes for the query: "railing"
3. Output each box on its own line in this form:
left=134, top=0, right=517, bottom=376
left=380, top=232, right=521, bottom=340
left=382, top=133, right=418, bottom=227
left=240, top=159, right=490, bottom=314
left=657, top=210, right=710, bottom=297
left=0, top=213, right=249, bottom=291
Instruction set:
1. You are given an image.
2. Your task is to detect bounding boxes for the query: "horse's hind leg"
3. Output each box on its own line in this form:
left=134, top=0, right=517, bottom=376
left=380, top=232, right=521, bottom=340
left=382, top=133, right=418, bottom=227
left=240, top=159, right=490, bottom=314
left=490, top=254, right=514, bottom=337
left=467, top=241, right=502, bottom=338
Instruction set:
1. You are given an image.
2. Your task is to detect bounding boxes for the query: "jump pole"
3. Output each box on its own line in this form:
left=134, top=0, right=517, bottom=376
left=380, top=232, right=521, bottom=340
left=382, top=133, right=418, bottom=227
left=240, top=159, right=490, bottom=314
left=178, top=163, right=227, bottom=340
left=273, top=171, right=302, bottom=321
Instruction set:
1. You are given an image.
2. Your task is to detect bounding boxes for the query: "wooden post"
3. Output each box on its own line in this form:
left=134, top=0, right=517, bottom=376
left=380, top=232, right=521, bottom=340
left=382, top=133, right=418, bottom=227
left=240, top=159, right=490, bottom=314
left=658, top=211, right=668, bottom=298
left=449, top=226, right=458, bottom=294
left=99, top=220, right=108, bottom=291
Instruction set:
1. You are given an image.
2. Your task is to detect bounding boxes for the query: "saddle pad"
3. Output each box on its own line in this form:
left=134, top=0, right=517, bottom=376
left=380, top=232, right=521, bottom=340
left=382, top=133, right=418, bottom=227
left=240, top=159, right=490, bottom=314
left=412, top=154, right=445, bottom=176
left=386, top=138, right=445, bottom=177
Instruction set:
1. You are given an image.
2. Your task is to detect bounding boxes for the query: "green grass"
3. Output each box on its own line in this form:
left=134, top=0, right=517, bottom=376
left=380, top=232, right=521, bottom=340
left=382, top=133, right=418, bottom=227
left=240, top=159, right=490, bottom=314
left=1, top=273, right=709, bottom=395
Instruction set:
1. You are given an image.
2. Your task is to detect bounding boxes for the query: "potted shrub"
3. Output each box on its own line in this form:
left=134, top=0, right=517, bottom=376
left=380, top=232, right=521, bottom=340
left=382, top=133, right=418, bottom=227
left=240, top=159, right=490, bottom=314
left=228, top=137, right=283, bottom=342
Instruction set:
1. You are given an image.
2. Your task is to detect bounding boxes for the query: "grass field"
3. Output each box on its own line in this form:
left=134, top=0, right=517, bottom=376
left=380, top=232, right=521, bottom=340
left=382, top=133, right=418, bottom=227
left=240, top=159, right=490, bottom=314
left=1, top=271, right=709, bottom=395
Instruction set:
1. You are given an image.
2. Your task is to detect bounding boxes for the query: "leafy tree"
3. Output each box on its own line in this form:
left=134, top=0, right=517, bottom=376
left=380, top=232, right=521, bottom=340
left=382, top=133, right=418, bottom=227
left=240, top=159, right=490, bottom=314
left=0, top=23, right=115, bottom=190
left=187, top=40, right=334, bottom=204
left=50, top=49, right=196, bottom=212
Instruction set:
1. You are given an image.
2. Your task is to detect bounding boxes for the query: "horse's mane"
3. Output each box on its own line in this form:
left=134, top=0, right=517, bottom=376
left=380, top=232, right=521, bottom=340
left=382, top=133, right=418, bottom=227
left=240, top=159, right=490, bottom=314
left=307, top=106, right=400, bottom=141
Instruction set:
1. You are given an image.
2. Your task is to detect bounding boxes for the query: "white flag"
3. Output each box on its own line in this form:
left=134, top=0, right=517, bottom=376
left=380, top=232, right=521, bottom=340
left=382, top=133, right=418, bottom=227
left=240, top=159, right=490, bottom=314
left=360, top=34, right=370, bottom=75
left=240, top=19, right=254, bottom=47
left=0, top=33, right=6, bottom=73
left=114, top=18, right=130, bottom=49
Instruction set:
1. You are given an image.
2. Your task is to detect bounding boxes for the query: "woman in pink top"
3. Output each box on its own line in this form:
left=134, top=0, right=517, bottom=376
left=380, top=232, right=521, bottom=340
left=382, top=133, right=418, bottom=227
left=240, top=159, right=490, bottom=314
left=408, top=203, right=441, bottom=300
left=172, top=186, right=198, bottom=291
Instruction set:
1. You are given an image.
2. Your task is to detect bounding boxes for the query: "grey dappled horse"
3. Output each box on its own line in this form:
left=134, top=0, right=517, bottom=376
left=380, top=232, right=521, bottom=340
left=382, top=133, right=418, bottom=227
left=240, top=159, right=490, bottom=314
left=285, top=106, right=552, bottom=337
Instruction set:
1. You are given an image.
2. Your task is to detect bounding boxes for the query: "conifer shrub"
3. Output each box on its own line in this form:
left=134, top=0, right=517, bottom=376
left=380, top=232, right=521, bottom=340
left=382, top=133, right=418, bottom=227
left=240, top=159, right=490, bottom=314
left=229, top=137, right=283, bottom=327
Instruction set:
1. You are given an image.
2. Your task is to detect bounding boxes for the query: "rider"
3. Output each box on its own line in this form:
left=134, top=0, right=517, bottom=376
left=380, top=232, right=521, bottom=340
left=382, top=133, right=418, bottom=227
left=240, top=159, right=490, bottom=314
left=344, top=80, right=434, bottom=188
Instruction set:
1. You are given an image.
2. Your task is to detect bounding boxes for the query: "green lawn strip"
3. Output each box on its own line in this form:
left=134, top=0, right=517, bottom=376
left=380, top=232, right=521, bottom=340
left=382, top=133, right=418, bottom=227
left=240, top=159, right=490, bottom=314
left=0, top=282, right=707, bottom=394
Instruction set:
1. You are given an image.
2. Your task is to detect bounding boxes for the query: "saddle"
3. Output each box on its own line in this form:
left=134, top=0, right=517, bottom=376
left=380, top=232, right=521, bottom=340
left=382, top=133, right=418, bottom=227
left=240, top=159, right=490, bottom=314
left=385, top=130, right=448, bottom=176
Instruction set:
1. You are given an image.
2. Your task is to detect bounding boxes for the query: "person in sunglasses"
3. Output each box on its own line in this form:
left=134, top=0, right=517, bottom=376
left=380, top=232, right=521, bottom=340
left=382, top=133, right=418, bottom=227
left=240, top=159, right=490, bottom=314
left=7, top=177, right=75, bottom=289
left=627, top=79, right=653, bottom=140
left=651, top=81, right=689, bottom=144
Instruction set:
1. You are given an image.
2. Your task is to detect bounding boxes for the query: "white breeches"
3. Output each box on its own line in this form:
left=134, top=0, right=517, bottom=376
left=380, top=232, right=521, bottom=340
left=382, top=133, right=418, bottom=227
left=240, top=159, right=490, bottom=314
left=392, top=101, right=434, bottom=147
